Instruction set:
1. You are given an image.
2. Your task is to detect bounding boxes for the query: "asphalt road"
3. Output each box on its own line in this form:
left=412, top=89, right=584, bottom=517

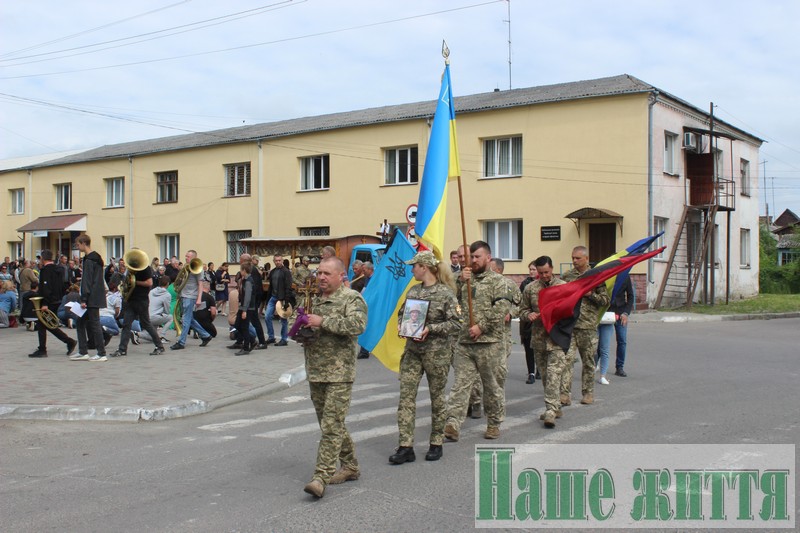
left=2, top=318, right=798, bottom=532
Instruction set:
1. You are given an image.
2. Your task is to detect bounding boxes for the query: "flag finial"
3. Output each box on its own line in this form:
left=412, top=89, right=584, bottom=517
left=442, top=40, right=450, bottom=64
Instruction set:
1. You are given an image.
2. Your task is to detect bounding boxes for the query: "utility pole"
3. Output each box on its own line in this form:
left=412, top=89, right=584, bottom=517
left=762, top=160, right=769, bottom=220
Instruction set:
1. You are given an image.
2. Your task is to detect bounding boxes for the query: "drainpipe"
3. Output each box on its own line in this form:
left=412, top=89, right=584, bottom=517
left=258, top=140, right=264, bottom=236
left=27, top=169, right=33, bottom=258
left=129, top=156, right=134, bottom=247
left=647, top=91, right=658, bottom=305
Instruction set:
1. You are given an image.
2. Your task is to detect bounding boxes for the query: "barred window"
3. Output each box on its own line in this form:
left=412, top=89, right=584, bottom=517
left=226, top=230, right=251, bottom=263
left=299, top=227, right=330, bottom=237
left=225, top=162, right=251, bottom=197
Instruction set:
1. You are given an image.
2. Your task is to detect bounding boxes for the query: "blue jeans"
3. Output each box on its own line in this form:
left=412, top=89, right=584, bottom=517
left=265, top=295, right=287, bottom=342
left=596, top=324, right=613, bottom=376
left=178, top=297, right=211, bottom=345
left=614, top=318, right=628, bottom=369
left=99, top=315, right=120, bottom=335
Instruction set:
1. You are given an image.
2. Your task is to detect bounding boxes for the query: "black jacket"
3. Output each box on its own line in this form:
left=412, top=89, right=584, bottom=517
left=39, top=262, right=65, bottom=308
left=80, top=251, right=107, bottom=308
left=608, top=276, right=635, bottom=316
left=267, top=266, right=293, bottom=301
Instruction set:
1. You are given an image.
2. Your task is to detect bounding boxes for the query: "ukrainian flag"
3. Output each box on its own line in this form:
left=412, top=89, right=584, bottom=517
left=358, top=230, right=418, bottom=372
left=414, top=64, right=461, bottom=259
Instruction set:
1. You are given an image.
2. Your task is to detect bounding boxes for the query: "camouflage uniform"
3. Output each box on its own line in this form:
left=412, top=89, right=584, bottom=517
left=502, top=277, right=522, bottom=358
left=519, top=276, right=571, bottom=414
left=397, top=282, right=460, bottom=446
left=454, top=276, right=482, bottom=406
left=445, top=270, right=512, bottom=432
left=293, top=263, right=311, bottom=287
left=303, top=285, right=367, bottom=486
left=562, top=268, right=610, bottom=398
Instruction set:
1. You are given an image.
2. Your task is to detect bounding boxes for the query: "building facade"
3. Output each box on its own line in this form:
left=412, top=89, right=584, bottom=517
left=2, top=75, right=762, bottom=307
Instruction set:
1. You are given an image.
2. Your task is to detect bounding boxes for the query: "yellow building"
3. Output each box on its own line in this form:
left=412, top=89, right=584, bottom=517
left=2, top=74, right=762, bottom=307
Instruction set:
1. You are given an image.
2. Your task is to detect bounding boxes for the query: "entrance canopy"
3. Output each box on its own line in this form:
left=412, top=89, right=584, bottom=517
left=564, top=207, right=623, bottom=237
left=17, top=214, right=87, bottom=234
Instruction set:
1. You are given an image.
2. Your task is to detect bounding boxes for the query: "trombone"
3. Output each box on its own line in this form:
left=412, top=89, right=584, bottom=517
left=30, top=296, right=62, bottom=330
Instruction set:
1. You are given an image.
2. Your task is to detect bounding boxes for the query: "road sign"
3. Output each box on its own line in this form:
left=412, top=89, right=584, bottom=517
left=406, top=225, right=418, bottom=247
left=406, top=204, right=417, bottom=225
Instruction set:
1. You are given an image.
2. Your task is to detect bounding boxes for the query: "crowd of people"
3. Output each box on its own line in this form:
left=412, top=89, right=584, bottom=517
left=0, top=239, right=331, bottom=361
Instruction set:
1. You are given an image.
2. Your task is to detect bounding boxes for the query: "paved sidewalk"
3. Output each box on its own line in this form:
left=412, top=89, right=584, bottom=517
left=2, top=311, right=797, bottom=423
left=0, top=315, right=307, bottom=422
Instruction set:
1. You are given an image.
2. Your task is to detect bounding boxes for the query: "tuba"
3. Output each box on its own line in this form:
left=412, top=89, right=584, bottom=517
left=121, top=248, right=150, bottom=301
left=30, top=296, right=62, bottom=330
left=174, top=258, right=203, bottom=293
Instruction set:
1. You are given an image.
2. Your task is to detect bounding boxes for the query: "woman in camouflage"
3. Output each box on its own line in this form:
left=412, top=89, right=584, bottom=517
left=390, top=250, right=461, bottom=464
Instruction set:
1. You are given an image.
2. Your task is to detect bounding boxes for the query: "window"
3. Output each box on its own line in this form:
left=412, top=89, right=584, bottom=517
left=159, top=234, right=180, bottom=261
left=106, top=236, right=124, bottom=262
left=225, top=162, right=251, bottom=197
left=739, top=229, right=751, bottom=267
left=384, top=147, right=418, bottom=185
left=780, top=251, right=800, bottom=265
left=654, top=217, right=668, bottom=259
left=299, top=226, right=330, bottom=237
left=10, top=188, right=24, bottom=214
left=55, top=183, right=72, bottom=211
left=300, top=155, right=330, bottom=191
left=740, top=159, right=750, bottom=196
left=105, top=177, right=125, bottom=207
left=483, top=136, right=522, bottom=178
left=9, top=241, right=23, bottom=260
left=226, top=230, right=251, bottom=262
left=664, top=132, right=678, bottom=175
left=156, top=171, right=178, bottom=203
left=483, top=220, right=523, bottom=260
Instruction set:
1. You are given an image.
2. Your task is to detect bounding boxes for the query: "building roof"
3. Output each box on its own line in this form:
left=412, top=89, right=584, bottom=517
left=773, top=208, right=800, bottom=230
left=776, top=234, right=800, bottom=250
left=5, top=74, right=763, bottom=171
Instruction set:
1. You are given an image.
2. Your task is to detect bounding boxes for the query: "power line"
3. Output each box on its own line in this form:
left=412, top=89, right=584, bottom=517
left=0, top=1, right=300, bottom=66
left=0, top=0, right=504, bottom=80
left=0, top=0, right=192, bottom=59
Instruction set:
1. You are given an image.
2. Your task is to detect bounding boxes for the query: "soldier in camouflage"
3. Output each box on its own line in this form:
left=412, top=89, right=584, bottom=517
left=453, top=245, right=484, bottom=419
left=299, top=257, right=367, bottom=499
left=444, top=241, right=512, bottom=441
left=489, top=257, right=522, bottom=359
left=519, top=255, right=573, bottom=427
left=561, top=246, right=609, bottom=405
left=389, top=251, right=460, bottom=465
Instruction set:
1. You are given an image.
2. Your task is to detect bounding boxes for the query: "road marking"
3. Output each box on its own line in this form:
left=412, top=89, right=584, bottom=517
left=197, top=391, right=401, bottom=432
left=268, top=395, right=308, bottom=404
left=462, top=410, right=637, bottom=441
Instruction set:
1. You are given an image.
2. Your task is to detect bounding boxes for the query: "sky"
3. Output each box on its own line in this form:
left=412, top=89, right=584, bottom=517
left=1, top=0, right=798, bottom=216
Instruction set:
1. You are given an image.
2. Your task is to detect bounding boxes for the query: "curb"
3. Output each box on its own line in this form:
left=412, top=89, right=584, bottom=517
left=0, top=365, right=308, bottom=423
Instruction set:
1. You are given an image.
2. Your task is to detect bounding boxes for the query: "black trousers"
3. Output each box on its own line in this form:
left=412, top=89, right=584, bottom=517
left=77, top=307, right=106, bottom=356
left=235, top=309, right=264, bottom=347
left=36, top=319, right=71, bottom=351
left=119, top=299, right=163, bottom=352
left=521, top=333, right=536, bottom=375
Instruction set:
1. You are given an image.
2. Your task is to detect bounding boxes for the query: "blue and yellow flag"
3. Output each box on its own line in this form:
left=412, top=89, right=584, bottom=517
left=595, top=232, right=664, bottom=318
left=414, top=64, right=461, bottom=259
left=358, top=230, right=418, bottom=372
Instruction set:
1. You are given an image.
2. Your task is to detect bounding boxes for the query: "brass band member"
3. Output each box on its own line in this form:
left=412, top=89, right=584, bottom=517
left=171, top=250, right=213, bottom=350
left=28, top=249, right=77, bottom=358
left=112, top=251, right=165, bottom=357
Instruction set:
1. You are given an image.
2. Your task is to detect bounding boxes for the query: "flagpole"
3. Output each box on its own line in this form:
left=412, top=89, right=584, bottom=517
left=443, top=40, right=475, bottom=326
left=456, top=175, right=475, bottom=326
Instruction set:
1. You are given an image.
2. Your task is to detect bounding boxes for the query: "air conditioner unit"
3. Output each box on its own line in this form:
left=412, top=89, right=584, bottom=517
left=683, top=132, right=699, bottom=152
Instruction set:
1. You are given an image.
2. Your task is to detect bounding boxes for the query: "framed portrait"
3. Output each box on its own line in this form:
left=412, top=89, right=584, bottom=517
left=399, top=298, right=429, bottom=340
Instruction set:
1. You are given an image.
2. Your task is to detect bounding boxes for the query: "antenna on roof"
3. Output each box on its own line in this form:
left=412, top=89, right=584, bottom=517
left=504, top=0, right=512, bottom=89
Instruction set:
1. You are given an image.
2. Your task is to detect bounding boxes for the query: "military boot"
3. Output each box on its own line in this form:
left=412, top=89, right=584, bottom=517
left=389, top=446, right=416, bottom=464
left=329, top=466, right=360, bottom=484
left=543, top=411, right=557, bottom=428
left=560, top=394, right=571, bottom=406
left=539, top=409, right=562, bottom=420
left=580, top=393, right=594, bottom=405
left=303, top=479, right=325, bottom=498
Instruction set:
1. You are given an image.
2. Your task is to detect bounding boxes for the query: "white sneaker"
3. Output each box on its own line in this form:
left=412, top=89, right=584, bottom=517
left=598, top=376, right=610, bottom=385
left=88, top=355, right=108, bottom=362
left=69, top=353, right=90, bottom=361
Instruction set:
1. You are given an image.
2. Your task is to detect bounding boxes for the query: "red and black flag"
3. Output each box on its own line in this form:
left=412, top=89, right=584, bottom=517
left=539, top=247, right=665, bottom=352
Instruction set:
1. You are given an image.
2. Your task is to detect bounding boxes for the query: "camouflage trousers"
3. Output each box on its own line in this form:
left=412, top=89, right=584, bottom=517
left=309, top=381, right=359, bottom=485
left=398, top=348, right=450, bottom=446
left=542, top=344, right=570, bottom=414
left=446, top=342, right=507, bottom=431
left=469, top=332, right=511, bottom=408
left=569, top=329, right=598, bottom=396
left=532, top=333, right=575, bottom=396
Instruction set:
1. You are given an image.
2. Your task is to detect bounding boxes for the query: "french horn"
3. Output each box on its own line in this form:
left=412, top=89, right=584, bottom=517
left=30, top=296, right=62, bottom=330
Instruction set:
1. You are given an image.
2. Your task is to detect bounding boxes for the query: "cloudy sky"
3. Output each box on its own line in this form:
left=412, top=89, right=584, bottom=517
left=1, top=0, right=798, bottom=215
